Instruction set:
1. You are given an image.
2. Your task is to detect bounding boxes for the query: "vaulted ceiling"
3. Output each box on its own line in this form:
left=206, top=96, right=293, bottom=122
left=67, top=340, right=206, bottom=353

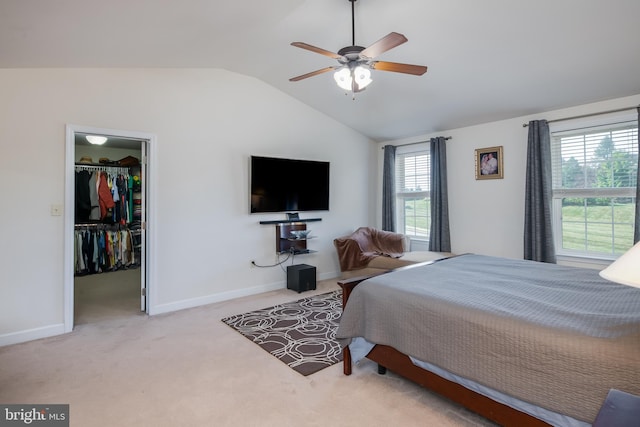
left=2, top=0, right=639, bottom=141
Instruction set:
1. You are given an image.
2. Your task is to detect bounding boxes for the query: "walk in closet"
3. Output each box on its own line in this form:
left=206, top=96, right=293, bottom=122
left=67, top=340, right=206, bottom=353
left=73, top=133, right=146, bottom=324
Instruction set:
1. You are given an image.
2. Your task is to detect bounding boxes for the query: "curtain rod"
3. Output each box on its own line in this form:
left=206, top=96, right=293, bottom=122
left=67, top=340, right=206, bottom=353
left=522, top=105, right=639, bottom=127
left=381, top=136, right=452, bottom=149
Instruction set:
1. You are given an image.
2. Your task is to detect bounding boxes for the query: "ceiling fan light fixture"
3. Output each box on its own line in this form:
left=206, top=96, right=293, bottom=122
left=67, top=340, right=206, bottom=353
left=85, top=135, right=108, bottom=145
left=334, top=65, right=373, bottom=93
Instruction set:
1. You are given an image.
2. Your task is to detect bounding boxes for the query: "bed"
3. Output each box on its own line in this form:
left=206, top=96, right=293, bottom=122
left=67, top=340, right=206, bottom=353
left=335, top=254, right=640, bottom=427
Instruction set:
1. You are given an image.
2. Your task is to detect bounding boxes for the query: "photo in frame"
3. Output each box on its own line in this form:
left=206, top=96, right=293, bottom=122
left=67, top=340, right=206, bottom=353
left=475, top=146, right=504, bottom=180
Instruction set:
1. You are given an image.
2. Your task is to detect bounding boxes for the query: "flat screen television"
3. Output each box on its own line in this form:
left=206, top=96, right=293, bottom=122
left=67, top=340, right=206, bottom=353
left=250, top=155, right=330, bottom=213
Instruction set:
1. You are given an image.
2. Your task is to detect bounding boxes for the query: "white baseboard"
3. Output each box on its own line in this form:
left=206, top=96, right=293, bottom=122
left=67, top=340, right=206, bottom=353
left=0, top=323, right=66, bottom=347
left=150, top=271, right=341, bottom=316
left=2, top=272, right=344, bottom=345
left=150, top=280, right=287, bottom=315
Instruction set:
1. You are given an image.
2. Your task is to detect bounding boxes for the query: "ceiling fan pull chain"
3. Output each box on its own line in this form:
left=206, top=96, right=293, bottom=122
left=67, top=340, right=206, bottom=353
left=351, top=74, right=356, bottom=100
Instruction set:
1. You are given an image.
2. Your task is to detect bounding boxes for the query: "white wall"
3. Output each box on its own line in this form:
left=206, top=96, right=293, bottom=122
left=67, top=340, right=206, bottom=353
left=377, top=94, right=640, bottom=261
left=75, top=144, right=141, bottom=164
left=0, top=68, right=375, bottom=345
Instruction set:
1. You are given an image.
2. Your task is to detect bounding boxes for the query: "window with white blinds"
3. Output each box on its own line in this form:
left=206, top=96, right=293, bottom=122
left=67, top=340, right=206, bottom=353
left=551, top=118, right=638, bottom=257
left=395, top=143, right=431, bottom=238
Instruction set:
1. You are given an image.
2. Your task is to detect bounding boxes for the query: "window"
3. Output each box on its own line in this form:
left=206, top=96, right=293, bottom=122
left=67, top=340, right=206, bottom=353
left=551, top=116, right=638, bottom=258
left=395, top=143, right=431, bottom=238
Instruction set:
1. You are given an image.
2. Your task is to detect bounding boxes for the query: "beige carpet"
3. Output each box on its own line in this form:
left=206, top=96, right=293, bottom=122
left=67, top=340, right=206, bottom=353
left=0, top=272, right=497, bottom=427
left=73, top=269, right=144, bottom=325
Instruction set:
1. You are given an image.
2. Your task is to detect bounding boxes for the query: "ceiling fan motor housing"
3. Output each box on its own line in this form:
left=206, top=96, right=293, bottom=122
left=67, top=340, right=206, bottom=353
left=338, top=46, right=367, bottom=63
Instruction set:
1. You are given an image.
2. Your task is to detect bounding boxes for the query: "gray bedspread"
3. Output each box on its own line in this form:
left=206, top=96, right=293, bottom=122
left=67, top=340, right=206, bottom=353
left=336, top=254, right=640, bottom=424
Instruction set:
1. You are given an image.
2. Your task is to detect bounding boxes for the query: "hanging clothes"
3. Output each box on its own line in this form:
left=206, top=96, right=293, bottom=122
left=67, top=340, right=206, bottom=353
left=75, top=170, right=92, bottom=222
left=88, top=172, right=100, bottom=220
left=74, top=164, right=140, bottom=276
left=114, top=174, right=128, bottom=225
left=97, top=172, right=115, bottom=220
left=73, top=226, right=138, bottom=276
left=75, top=165, right=132, bottom=225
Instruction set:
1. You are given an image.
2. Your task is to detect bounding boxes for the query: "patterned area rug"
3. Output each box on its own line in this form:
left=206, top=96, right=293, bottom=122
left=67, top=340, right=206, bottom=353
left=221, top=290, right=343, bottom=376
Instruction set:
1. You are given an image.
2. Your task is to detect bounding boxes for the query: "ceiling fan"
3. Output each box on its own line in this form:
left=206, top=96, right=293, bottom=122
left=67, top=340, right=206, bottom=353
left=289, top=0, right=427, bottom=95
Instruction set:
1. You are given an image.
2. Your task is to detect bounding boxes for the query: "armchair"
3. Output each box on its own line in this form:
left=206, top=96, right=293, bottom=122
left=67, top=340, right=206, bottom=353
left=333, top=227, right=453, bottom=275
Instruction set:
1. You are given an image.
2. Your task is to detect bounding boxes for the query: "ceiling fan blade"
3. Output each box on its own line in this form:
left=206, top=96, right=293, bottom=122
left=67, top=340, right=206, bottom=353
left=291, top=42, right=343, bottom=60
left=289, top=67, right=337, bottom=82
left=371, top=61, right=428, bottom=76
left=360, top=32, right=408, bottom=59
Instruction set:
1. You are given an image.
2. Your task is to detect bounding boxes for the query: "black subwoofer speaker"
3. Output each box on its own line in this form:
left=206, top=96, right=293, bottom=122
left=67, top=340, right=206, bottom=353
left=287, top=264, right=316, bottom=293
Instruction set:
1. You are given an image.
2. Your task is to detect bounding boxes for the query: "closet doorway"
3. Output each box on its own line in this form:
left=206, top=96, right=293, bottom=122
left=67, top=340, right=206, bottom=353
left=64, top=125, right=156, bottom=331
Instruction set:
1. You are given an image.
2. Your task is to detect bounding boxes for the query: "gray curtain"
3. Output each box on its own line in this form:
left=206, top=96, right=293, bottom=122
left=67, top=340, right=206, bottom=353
left=524, top=120, right=556, bottom=263
left=382, top=145, right=396, bottom=232
left=635, top=107, right=640, bottom=244
left=429, top=137, right=451, bottom=252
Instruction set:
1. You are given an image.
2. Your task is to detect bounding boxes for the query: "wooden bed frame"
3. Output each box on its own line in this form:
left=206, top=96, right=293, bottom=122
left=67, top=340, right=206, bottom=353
left=337, top=266, right=551, bottom=427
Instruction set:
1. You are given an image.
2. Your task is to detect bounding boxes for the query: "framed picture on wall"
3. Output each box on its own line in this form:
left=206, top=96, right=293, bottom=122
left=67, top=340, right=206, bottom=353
left=475, top=146, right=504, bottom=180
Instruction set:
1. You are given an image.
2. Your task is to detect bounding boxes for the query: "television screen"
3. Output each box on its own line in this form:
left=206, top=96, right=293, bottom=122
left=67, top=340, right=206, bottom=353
left=250, top=156, right=330, bottom=213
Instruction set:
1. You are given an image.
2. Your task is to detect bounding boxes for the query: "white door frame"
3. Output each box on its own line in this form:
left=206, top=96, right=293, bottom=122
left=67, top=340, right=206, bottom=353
left=64, top=124, right=157, bottom=332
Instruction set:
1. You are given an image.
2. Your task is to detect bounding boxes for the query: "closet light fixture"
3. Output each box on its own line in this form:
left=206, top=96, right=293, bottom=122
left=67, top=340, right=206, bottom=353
left=86, top=135, right=108, bottom=145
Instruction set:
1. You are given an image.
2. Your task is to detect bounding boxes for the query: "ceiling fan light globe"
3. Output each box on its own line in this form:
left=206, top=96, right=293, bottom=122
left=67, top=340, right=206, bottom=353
left=354, top=66, right=372, bottom=90
left=334, top=67, right=353, bottom=91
